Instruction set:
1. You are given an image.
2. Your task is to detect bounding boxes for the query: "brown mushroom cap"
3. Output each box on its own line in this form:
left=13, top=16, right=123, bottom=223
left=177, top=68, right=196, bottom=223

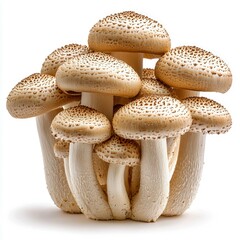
left=54, top=140, right=69, bottom=159
left=182, top=97, right=232, bottom=134
left=51, top=106, right=111, bottom=144
left=113, top=96, right=192, bottom=140
left=155, top=46, right=232, bottom=93
left=41, top=44, right=90, bottom=76
left=6, top=73, right=80, bottom=118
left=94, top=135, right=140, bottom=166
left=56, top=52, right=141, bottom=98
left=88, top=11, right=170, bottom=55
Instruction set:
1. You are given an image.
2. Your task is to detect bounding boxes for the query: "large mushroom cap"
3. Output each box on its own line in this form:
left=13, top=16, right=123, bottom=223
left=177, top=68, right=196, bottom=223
left=56, top=52, right=141, bottom=98
left=51, top=105, right=112, bottom=144
left=41, top=44, right=90, bottom=76
left=88, top=11, right=170, bottom=55
left=95, top=135, right=140, bottom=166
left=113, top=95, right=192, bottom=140
left=6, top=73, right=80, bottom=118
left=182, top=97, right=232, bottom=134
left=155, top=46, right=232, bottom=93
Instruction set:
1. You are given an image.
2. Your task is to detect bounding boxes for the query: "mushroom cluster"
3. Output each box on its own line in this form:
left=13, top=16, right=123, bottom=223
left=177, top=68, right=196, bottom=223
left=6, top=11, right=232, bottom=222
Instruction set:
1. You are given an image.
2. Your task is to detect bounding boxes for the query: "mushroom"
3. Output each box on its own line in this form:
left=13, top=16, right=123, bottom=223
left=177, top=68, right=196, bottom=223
left=88, top=11, right=171, bottom=77
left=6, top=73, right=81, bottom=213
left=95, top=135, right=140, bottom=220
left=51, top=105, right=113, bottom=220
left=113, top=95, right=192, bottom=222
left=163, top=97, right=232, bottom=216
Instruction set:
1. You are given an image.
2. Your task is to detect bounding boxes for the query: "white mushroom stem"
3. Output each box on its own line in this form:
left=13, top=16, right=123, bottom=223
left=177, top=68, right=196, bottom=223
left=69, top=143, right=113, bottom=220
left=131, top=139, right=169, bottom=222
left=111, top=52, right=143, bottom=77
left=163, top=132, right=206, bottom=216
left=36, top=109, right=80, bottom=213
left=107, top=164, right=131, bottom=220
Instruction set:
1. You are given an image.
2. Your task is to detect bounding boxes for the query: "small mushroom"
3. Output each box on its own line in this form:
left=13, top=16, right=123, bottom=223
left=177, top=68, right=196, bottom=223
left=113, top=96, right=192, bottom=222
left=163, top=97, right=232, bottom=216
left=88, top=11, right=171, bottom=77
left=95, top=135, right=140, bottom=220
left=51, top=106, right=113, bottom=220
left=6, top=73, right=81, bottom=213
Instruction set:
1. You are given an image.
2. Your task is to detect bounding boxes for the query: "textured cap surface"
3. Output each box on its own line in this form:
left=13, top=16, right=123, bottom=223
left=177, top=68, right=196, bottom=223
left=6, top=73, right=79, bottom=118
left=41, top=44, right=90, bottom=76
left=54, top=140, right=69, bottom=159
left=51, top=106, right=111, bottom=143
left=56, top=52, right=141, bottom=97
left=113, top=96, right=192, bottom=140
left=155, top=46, right=232, bottom=93
left=88, top=11, right=170, bottom=54
left=95, top=135, right=140, bottom=166
left=182, top=97, right=232, bottom=134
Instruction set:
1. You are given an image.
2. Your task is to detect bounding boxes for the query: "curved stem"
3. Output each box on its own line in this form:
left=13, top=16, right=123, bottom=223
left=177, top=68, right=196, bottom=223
left=36, top=109, right=81, bottom=213
left=131, top=139, right=169, bottom=222
left=107, top=164, right=131, bottom=220
left=163, top=132, right=206, bottom=216
left=69, top=142, right=113, bottom=220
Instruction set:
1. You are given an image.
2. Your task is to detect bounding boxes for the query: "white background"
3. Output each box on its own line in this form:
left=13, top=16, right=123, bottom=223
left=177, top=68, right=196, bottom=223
left=0, top=0, right=240, bottom=239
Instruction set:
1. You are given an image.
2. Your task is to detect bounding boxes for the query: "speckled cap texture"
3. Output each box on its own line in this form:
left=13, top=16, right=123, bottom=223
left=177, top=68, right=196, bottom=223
left=155, top=46, right=232, bottom=93
left=6, top=73, right=79, bottom=118
left=113, top=95, right=192, bottom=140
left=56, top=52, right=141, bottom=97
left=88, top=11, right=171, bottom=55
left=51, top=106, right=111, bottom=144
left=41, top=44, right=90, bottom=76
left=54, top=140, right=70, bottom=159
left=95, top=135, right=140, bottom=166
left=182, top=97, right=232, bottom=134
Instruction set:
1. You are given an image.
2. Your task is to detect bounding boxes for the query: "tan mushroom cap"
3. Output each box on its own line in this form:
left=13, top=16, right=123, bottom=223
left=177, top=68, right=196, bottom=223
left=41, top=44, right=90, bottom=76
left=54, top=140, right=69, bottom=159
left=6, top=73, right=80, bottom=118
left=56, top=52, right=141, bottom=98
left=95, top=135, right=140, bottom=166
left=51, top=106, right=111, bottom=144
left=113, top=96, right=192, bottom=140
left=182, top=97, right=232, bottom=134
left=155, top=46, right=232, bottom=93
left=137, top=68, right=175, bottom=98
left=88, top=11, right=170, bottom=55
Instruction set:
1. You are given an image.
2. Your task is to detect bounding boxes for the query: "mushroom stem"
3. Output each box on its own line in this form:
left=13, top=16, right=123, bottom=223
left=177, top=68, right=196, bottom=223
left=69, top=142, right=113, bottom=220
left=111, top=52, right=143, bottom=77
left=163, top=132, right=206, bottom=216
left=107, top=164, right=131, bottom=220
left=175, top=89, right=200, bottom=99
left=36, top=109, right=80, bottom=213
left=131, top=139, right=169, bottom=222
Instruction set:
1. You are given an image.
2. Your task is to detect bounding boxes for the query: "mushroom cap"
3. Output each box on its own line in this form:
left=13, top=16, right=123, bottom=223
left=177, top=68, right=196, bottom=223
left=182, top=97, right=232, bottom=134
left=137, top=68, right=175, bottom=98
left=155, top=46, right=232, bottom=93
left=113, top=96, right=192, bottom=140
left=51, top=106, right=112, bottom=144
left=41, top=44, right=90, bottom=76
left=88, top=11, right=171, bottom=55
left=56, top=52, right=141, bottom=98
left=54, top=140, right=69, bottom=159
left=94, top=135, right=140, bottom=166
left=6, top=73, right=80, bottom=118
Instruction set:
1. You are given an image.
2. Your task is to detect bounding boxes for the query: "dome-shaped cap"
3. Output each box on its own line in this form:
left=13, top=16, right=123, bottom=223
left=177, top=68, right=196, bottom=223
left=182, top=97, right=232, bottom=134
left=6, top=73, right=80, bottom=118
left=113, top=96, right=192, bottom=140
left=51, top=106, right=111, bottom=144
left=41, top=44, right=90, bottom=76
left=88, top=11, right=170, bottom=55
left=95, top=135, right=140, bottom=166
left=56, top=52, right=141, bottom=98
left=155, top=46, right=232, bottom=93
